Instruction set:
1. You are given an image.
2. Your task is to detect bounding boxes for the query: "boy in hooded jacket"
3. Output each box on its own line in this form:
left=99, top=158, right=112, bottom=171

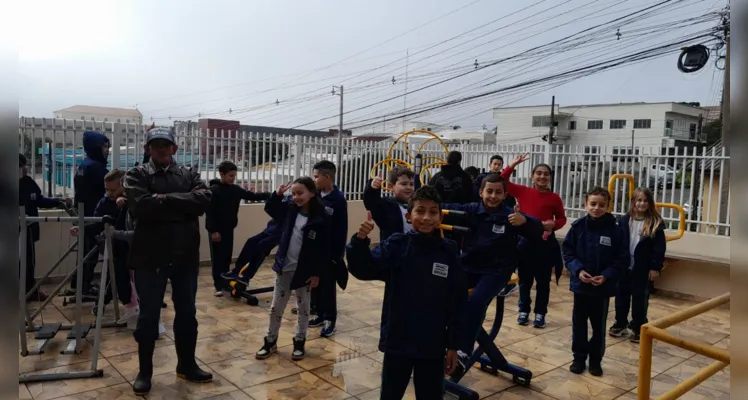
left=562, top=186, right=629, bottom=377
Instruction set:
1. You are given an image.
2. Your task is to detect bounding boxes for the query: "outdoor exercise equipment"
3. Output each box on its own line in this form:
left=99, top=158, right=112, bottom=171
left=19, top=203, right=126, bottom=384
left=368, top=129, right=450, bottom=188
left=224, top=264, right=274, bottom=306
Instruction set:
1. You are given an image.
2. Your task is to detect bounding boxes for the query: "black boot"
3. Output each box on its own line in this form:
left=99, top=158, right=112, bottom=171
left=175, top=338, right=212, bottom=383
left=132, top=342, right=154, bottom=395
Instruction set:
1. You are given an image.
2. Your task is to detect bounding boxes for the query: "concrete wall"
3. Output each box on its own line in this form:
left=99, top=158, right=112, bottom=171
left=32, top=202, right=727, bottom=300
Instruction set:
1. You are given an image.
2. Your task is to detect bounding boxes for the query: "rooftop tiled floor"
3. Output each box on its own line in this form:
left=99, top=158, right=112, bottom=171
left=19, top=264, right=730, bottom=399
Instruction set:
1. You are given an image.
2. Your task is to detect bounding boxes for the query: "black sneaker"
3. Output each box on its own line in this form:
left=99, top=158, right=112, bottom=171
left=221, top=271, right=239, bottom=281
left=630, top=333, right=640, bottom=343
left=308, top=317, right=324, bottom=328
left=588, top=362, right=603, bottom=376
left=517, top=312, right=530, bottom=326
left=533, top=314, right=546, bottom=329
left=255, top=337, right=277, bottom=360
left=320, top=321, right=336, bottom=337
left=291, top=338, right=306, bottom=361
left=608, top=323, right=629, bottom=338
left=569, top=359, right=586, bottom=374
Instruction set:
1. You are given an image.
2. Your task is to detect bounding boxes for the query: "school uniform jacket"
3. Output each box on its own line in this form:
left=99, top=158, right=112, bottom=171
left=19, top=175, right=63, bottom=242
left=562, top=213, right=629, bottom=297
left=320, top=185, right=349, bottom=289
left=442, top=202, right=543, bottom=275
left=473, top=172, right=517, bottom=207
left=265, top=193, right=331, bottom=290
left=362, top=180, right=407, bottom=242
left=346, top=231, right=467, bottom=359
left=619, top=214, right=666, bottom=275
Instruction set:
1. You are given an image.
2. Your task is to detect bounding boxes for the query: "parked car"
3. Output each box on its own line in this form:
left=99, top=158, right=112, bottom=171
left=644, top=164, right=675, bottom=189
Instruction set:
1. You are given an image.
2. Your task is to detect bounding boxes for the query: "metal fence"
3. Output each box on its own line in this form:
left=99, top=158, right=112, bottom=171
left=19, top=117, right=729, bottom=236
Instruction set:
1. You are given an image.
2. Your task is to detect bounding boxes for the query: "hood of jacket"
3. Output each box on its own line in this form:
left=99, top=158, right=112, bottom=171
left=82, top=131, right=110, bottom=164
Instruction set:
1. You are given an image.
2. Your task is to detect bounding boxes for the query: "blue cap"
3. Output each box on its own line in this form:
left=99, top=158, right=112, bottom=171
left=146, top=127, right=175, bottom=144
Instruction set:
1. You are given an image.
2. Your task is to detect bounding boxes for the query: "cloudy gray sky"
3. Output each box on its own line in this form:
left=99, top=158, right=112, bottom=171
left=17, top=0, right=726, bottom=132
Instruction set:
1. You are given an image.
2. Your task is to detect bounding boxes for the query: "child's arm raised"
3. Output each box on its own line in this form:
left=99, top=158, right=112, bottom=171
left=345, top=212, right=395, bottom=281
left=363, top=175, right=387, bottom=221
left=500, top=153, right=531, bottom=198
left=237, top=185, right=272, bottom=203
left=264, top=182, right=291, bottom=223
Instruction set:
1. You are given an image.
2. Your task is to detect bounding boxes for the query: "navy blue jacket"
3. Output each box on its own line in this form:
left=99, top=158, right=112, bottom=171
left=205, top=179, right=271, bottom=233
left=74, top=131, right=110, bottom=217
left=619, top=214, right=666, bottom=275
left=473, top=172, right=516, bottom=207
left=320, top=185, right=348, bottom=262
left=363, top=181, right=407, bottom=242
left=443, top=202, right=543, bottom=274
left=562, top=213, right=629, bottom=297
left=265, top=193, right=331, bottom=290
left=93, top=196, right=129, bottom=261
left=19, top=175, right=62, bottom=242
left=346, top=231, right=467, bottom=359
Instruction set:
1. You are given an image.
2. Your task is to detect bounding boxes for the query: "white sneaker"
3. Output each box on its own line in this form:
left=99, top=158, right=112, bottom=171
left=117, top=306, right=140, bottom=324
left=158, top=322, right=167, bottom=338
left=214, top=291, right=224, bottom=297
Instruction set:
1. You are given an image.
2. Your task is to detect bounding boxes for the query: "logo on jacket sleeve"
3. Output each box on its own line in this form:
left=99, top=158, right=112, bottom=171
left=599, top=236, right=612, bottom=246
left=432, top=262, right=449, bottom=278
left=325, top=206, right=334, bottom=215
left=308, top=230, right=317, bottom=240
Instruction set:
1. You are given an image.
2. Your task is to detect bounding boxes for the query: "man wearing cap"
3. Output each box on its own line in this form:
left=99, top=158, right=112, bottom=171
left=124, top=127, right=213, bottom=395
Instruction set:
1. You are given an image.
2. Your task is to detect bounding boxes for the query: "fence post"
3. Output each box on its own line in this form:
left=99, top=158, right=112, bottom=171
left=111, top=123, right=121, bottom=170
left=292, top=135, right=302, bottom=180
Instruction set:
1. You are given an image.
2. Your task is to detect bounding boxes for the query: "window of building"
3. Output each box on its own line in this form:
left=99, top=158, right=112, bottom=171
left=689, top=123, right=697, bottom=134
left=532, top=116, right=552, bottom=127
left=610, top=119, right=626, bottom=129
left=612, top=146, right=640, bottom=162
left=583, top=146, right=599, bottom=161
left=633, top=119, right=651, bottom=129
left=587, top=120, right=603, bottom=129
left=568, top=120, right=577, bottom=130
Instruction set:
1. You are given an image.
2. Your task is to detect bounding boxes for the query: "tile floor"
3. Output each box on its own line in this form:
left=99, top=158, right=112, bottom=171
left=19, top=263, right=730, bottom=399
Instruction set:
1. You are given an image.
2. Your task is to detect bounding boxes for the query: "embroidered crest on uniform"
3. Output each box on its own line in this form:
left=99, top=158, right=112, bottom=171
left=308, top=230, right=316, bottom=240
left=30, top=193, right=37, bottom=201
left=599, top=236, right=612, bottom=246
left=325, top=206, right=334, bottom=215
left=432, top=262, right=449, bottom=278
left=492, top=224, right=505, bottom=234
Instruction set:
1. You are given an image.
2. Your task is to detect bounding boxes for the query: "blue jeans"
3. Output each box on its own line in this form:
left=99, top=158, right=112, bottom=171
left=459, top=270, right=512, bottom=354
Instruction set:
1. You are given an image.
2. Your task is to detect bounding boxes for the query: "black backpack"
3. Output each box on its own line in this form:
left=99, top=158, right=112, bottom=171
left=433, top=173, right=465, bottom=203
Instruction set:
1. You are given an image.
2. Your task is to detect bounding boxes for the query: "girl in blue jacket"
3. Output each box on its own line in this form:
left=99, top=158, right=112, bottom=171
left=609, top=187, right=665, bottom=343
left=255, top=177, right=330, bottom=362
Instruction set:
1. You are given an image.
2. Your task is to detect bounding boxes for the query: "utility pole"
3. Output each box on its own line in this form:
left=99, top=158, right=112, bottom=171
left=332, top=85, right=344, bottom=168
left=631, top=129, right=635, bottom=153
left=720, top=12, right=729, bottom=235
left=544, top=96, right=555, bottom=165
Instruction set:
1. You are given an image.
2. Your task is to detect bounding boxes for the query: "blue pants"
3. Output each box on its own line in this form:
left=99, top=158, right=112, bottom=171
left=102, top=257, right=133, bottom=306
left=614, top=269, right=650, bottom=334
left=133, top=265, right=198, bottom=344
left=380, top=353, right=444, bottom=399
left=209, top=229, right=234, bottom=291
left=316, top=260, right=339, bottom=322
left=572, top=293, right=609, bottom=363
left=518, top=237, right=560, bottom=315
left=459, top=270, right=512, bottom=354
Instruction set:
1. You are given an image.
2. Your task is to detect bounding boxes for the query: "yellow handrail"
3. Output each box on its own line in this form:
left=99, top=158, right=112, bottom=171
left=387, top=129, right=450, bottom=161
left=606, top=174, right=686, bottom=242
left=637, top=292, right=730, bottom=400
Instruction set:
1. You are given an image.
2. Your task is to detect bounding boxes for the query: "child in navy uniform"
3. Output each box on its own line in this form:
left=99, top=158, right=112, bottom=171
left=256, top=177, right=329, bottom=361
left=19, top=153, right=71, bottom=301
left=222, top=219, right=282, bottom=283
left=206, top=161, right=272, bottom=296
left=347, top=186, right=466, bottom=399
left=363, top=166, right=415, bottom=241
left=563, top=187, right=629, bottom=377
left=441, top=174, right=543, bottom=375
left=609, top=187, right=665, bottom=343
left=311, top=160, right=348, bottom=337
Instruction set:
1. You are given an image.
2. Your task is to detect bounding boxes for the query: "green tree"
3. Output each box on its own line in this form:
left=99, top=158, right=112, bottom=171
left=703, top=118, right=722, bottom=146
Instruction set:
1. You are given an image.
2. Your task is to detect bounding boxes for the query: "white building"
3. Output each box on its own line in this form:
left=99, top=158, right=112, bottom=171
left=493, top=102, right=709, bottom=152
left=54, top=105, right=143, bottom=125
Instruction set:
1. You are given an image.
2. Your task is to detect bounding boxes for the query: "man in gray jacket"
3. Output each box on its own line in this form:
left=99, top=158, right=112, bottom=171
left=124, top=128, right=212, bottom=395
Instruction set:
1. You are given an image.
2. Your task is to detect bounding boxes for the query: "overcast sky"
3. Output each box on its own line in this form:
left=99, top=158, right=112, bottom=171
left=16, top=0, right=727, bottom=132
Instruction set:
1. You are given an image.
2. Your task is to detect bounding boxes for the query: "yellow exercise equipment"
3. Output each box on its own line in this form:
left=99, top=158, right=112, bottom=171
left=369, top=130, right=451, bottom=190
left=607, top=174, right=686, bottom=242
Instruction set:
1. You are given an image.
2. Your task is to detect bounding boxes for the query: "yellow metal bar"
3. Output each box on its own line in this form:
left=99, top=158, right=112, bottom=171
left=646, top=325, right=730, bottom=363
left=638, top=325, right=655, bottom=400
left=655, top=360, right=727, bottom=400
left=419, top=160, right=446, bottom=185
left=387, top=129, right=449, bottom=161
left=655, top=203, right=686, bottom=242
left=607, top=173, right=636, bottom=211
left=650, top=292, right=730, bottom=329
